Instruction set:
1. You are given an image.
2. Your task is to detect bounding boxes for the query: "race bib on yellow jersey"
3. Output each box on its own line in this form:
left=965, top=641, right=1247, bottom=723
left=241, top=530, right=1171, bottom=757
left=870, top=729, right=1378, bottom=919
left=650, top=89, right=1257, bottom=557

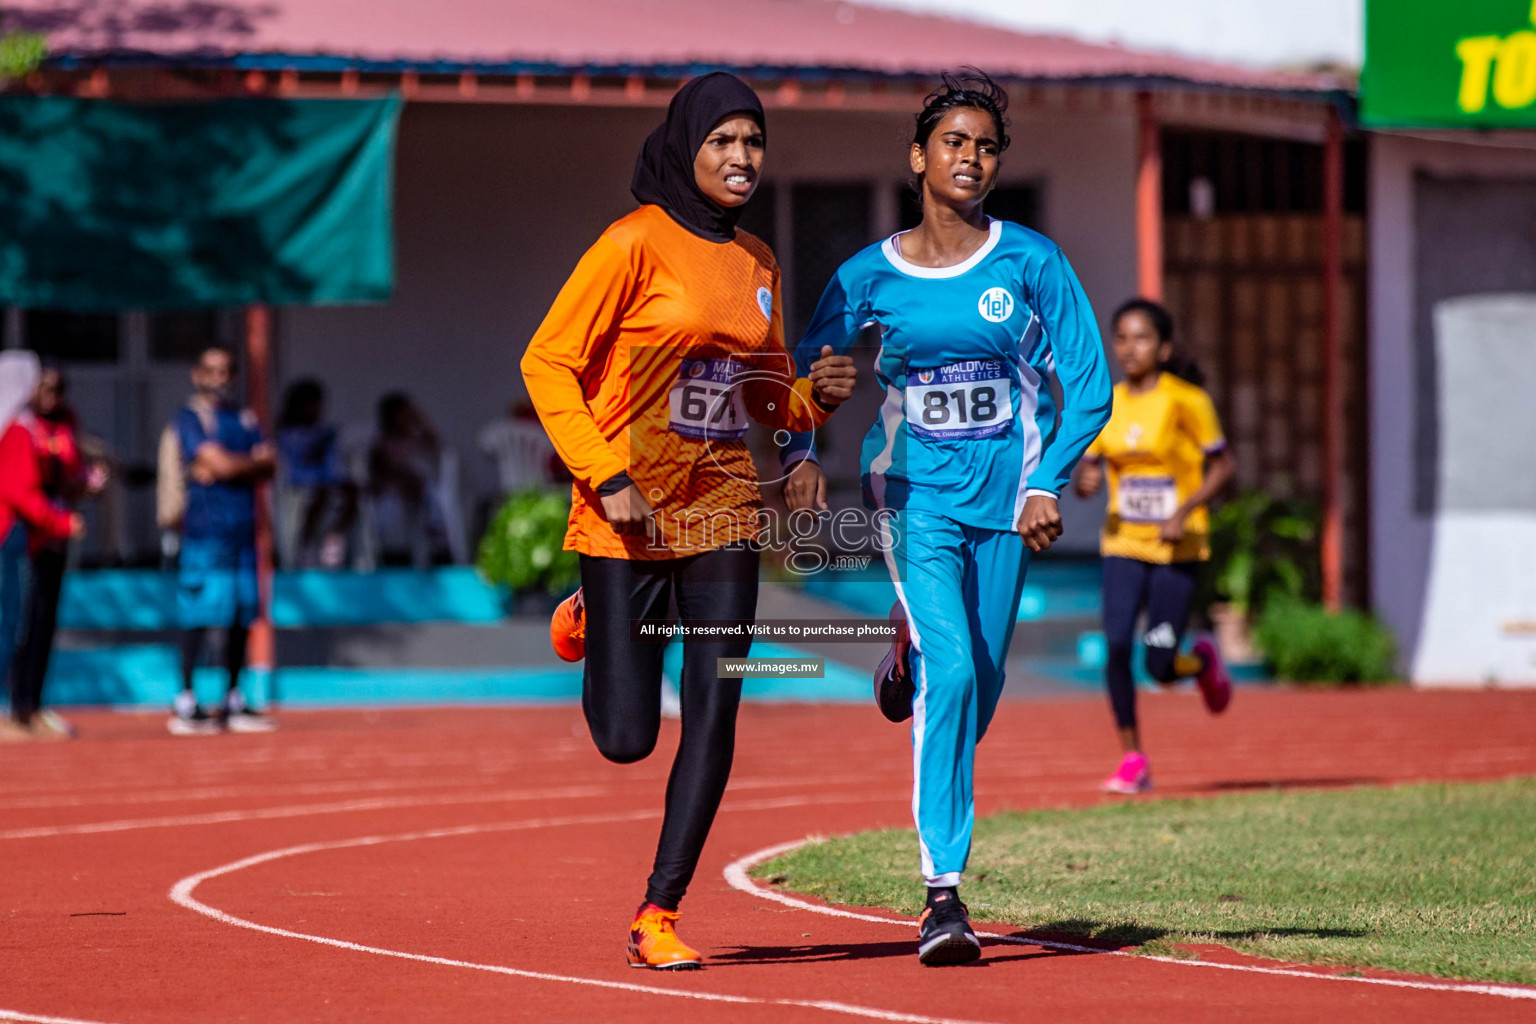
left=669, top=358, right=748, bottom=441
left=1117, top=475, right=1178, bottom=523
left=906, top=359, right=1012, bottom=440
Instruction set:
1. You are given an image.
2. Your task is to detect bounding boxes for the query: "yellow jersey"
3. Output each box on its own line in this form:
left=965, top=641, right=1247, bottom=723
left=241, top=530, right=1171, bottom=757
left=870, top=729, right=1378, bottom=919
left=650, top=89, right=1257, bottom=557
left=1085, top=373, right=1225, bottom=564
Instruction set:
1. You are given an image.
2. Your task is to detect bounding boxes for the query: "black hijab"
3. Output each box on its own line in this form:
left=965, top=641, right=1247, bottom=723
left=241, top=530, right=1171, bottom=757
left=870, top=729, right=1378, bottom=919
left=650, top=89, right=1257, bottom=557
left=631, top=72, right=765, bottom=243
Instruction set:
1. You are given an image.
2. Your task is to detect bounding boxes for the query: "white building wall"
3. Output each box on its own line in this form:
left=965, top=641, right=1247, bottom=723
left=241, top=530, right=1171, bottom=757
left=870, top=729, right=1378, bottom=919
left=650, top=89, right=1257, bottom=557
left=279, top=100, right=1136, bottom=545
left=1367, top=132, right=1536, bottom=684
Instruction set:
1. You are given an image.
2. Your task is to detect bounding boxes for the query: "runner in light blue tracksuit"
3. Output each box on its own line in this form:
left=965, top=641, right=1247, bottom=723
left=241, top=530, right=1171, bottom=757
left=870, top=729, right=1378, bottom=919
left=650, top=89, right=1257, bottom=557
left=782, top=71, right=1112, bottom=965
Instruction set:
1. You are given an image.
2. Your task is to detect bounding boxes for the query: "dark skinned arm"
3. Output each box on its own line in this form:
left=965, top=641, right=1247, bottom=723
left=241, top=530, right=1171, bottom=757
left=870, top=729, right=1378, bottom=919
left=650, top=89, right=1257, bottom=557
left=191, top=441, right=275, bottom=484
left=1160, top=449, right=1237, bottom=542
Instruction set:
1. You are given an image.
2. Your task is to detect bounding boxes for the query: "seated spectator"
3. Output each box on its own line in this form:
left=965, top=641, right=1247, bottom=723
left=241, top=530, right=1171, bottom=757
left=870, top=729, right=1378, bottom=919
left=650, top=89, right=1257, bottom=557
left=478, top=401, right=566, bottom=496
left=369, top=392, right=448, bottom=567
left=277, top=379, right=357, bottom=568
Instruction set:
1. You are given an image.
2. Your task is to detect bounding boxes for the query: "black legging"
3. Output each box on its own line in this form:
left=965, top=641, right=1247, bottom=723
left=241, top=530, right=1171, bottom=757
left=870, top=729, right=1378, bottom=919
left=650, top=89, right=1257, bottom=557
left=1102, top=556, right=1199, bottom=730
left=10, top=545, right=66, bottom=726
left=580, top=542, right=758, bottom=911
left=181, top=622, right=250, bottom=692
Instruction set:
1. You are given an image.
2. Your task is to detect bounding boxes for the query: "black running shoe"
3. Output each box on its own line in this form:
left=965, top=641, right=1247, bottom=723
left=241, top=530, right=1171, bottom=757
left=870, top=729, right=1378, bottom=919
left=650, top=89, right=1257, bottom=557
left=874, top=601, right=914, bottom=723
left=917, top=891, right=981, bottom=966
left=220, top=691, right=277, bottom=733
left=167, top=702, right=220, bottom=737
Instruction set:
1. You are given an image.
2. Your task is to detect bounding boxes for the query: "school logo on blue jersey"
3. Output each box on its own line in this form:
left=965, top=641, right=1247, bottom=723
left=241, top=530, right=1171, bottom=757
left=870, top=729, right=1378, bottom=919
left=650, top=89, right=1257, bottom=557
left=757, top=286, right=773, bottom=321
left=978, top=287, right=1014, bottom=323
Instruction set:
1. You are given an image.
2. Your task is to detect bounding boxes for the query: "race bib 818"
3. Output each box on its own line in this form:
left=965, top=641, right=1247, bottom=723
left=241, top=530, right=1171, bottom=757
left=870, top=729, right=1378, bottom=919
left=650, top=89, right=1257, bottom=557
left=905, top=360, right=1012, bottom=440
left=668, top=358, right=748, bottom=441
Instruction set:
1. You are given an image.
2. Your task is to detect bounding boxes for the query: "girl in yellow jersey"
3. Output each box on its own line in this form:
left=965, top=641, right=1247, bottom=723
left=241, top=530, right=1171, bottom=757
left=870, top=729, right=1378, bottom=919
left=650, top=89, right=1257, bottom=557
left=1074, top=298, right=1236, bottom=794
left=520, top=72, right=856, bottom=969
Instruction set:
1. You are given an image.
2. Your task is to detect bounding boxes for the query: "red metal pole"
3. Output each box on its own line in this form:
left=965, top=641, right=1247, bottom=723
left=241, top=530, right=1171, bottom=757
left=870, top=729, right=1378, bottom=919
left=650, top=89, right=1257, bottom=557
left=1320, top=108, right=1345, bottom=611
left=244, top=304, right=277, bottom=674
left=1135, top=91, right=1164, bottom=301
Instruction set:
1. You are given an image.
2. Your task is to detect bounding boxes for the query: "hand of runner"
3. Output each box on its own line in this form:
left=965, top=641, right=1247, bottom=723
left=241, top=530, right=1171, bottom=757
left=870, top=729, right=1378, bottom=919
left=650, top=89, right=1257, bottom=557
left=600, top=483, right=656, bottom=539
left=782, top=459, right=828, bottom=512
left=808, top=345, right=857, bottom=407
left=67, top=513, right=86, bottom=541
left=1159, top=513, right=1187, bottom=543
left=85, top=463, right=110, bottom=495
left=1017, top=493, right=1063, bottom=552
left=1073, top=460, right=1103, bottom=498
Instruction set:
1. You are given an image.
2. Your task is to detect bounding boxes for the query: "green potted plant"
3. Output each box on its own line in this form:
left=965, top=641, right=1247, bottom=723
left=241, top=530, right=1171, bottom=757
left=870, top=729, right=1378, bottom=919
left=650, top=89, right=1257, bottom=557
left=475, top=488, right=580, bottom=615
left=1201, top=489, right=1320, bottom=660
left=1253, top=600, right=1397, bottom=684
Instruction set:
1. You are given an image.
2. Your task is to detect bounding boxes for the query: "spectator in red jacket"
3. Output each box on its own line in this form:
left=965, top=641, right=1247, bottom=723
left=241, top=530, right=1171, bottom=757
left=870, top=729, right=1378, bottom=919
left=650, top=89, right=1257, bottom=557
left=11, top=362, right=105, bottom=736
left=0, top=351, right=82, bottom=742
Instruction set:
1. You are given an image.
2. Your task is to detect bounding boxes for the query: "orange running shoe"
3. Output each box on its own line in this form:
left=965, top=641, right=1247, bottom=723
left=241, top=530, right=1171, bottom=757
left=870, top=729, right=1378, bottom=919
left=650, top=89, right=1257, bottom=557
left=550, top=588, right=586, bottom=662
left=626, top=903, right=703, bottom=970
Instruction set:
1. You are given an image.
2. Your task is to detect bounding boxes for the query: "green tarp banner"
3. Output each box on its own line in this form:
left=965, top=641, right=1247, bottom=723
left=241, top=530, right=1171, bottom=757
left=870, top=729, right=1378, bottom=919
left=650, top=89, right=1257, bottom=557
left=1363, top=0, right=1536, bottom=127
left=0, top=95, right=400, bottom=310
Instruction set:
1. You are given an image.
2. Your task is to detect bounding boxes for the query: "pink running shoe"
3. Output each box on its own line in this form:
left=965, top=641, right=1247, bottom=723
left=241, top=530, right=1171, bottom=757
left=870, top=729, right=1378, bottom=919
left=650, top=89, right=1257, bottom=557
left=1190, top=634, right=1232, bottom=715
left=1101, top=751, right=1152, bottom=794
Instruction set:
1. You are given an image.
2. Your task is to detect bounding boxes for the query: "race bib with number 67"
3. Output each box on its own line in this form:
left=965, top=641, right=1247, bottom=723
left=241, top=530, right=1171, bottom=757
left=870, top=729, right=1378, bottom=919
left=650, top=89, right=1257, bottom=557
left=1117, top=475, right=1179, bottom=523
left=905, top=359, right=1013, bottom=440
left=669, top=358, right=749, bottom=441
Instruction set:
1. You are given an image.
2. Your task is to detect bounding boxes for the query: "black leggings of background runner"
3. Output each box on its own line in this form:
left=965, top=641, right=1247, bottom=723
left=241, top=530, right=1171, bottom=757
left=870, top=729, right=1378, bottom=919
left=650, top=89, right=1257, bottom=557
left=1102, top=556, right=1199, bottom=730
left=579, top=542, right=757, bottom=911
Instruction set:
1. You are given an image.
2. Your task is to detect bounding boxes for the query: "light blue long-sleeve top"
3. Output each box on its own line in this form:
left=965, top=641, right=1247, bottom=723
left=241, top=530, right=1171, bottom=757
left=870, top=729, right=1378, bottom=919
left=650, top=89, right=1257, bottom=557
left=787, top=218, right=1113, bottom=532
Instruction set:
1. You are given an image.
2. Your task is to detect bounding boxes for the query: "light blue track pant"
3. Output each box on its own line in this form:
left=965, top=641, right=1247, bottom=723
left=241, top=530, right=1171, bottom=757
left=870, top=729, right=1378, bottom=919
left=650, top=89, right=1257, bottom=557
left=884, top=509, right=1030, bottom=888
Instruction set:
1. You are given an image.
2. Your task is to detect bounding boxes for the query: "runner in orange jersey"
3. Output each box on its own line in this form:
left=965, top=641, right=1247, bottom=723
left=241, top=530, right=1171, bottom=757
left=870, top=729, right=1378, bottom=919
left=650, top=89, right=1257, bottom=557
left=520, top=72, right=856, bottom=970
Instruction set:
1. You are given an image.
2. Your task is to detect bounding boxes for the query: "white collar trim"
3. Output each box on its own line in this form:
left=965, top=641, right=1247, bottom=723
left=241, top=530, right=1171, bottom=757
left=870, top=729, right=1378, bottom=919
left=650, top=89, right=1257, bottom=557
left=880, top=218, right=1001, bottom=279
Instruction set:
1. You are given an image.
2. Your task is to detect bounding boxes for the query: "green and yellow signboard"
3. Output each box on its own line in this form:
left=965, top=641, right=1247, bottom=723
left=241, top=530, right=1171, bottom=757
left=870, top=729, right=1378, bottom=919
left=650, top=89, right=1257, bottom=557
left=1363, top=0, right=1536, bottom=127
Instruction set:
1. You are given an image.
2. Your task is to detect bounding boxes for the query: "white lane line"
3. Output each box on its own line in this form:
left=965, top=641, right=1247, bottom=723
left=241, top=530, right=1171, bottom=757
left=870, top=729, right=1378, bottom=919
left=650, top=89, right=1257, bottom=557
left=0, top=1009, right=124, bottom=1023
left=0, top=768, right=888, bottom=813
left=723, top=839, right=1536, bottom=1003
left=6, top=769, right=910, bottom=841
left=169, top=796, right=998, bottom=1024
left=0, top=776, right=528, bottom=811
left=0, top=786, right=611, bottom=841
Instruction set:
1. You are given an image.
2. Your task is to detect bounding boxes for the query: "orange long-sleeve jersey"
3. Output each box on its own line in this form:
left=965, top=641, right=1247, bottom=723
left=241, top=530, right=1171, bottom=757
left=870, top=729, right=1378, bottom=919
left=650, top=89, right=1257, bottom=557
left=521, top=204, right=831, bottom=559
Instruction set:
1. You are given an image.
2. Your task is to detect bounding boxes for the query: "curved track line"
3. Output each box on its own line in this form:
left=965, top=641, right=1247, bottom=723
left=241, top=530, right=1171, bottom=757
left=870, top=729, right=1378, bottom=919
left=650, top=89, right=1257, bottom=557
left=0, top=785, right=610, bottom=841
left=0, top=1009, right=123, bottom=1024
left=723, top=839, right=1536, bottom=1003
left=0, top=775, right=537, bottom=811
left=168, top=797, right=998, bottom=1024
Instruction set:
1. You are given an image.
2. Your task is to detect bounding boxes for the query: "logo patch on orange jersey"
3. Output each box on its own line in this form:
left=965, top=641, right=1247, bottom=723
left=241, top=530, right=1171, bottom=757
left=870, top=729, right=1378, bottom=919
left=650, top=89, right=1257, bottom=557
left=757, top=286, right=772, bottom=321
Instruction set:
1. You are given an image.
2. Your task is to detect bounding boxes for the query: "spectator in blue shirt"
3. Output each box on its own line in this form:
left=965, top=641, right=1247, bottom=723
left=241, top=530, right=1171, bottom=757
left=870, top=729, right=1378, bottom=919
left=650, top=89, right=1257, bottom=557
left=277, top=379, right=357, bottom=569
left=169, top=346, right=276, bottom=736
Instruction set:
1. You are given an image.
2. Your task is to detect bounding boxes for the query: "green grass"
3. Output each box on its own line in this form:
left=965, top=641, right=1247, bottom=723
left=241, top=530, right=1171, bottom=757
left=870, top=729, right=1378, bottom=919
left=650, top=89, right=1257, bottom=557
left=755, top=778, right=1536, bottom=985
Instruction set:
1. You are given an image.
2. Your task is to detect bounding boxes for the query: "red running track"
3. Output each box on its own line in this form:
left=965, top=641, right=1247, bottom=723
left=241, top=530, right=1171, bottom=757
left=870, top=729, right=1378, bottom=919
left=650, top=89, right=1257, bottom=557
left=2, top=688, right=1535, bottom=1023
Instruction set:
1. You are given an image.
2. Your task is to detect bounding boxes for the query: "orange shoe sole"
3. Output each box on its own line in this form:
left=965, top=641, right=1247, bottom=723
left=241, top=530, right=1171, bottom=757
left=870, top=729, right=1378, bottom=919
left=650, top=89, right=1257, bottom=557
left=626, top=944, right=702, bottom=970
left=550, top=590, right=585, bottom=663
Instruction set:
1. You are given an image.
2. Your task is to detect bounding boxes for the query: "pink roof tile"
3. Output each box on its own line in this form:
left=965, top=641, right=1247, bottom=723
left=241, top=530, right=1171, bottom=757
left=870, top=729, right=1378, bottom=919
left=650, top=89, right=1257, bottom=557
left=11, top=0, right=1345, bottom=94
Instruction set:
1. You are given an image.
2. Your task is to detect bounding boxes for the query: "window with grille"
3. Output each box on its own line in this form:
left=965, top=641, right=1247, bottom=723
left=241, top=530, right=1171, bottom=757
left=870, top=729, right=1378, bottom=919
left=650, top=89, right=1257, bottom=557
left=22, top=310, right=120, bottom=362
left=150, top=310, right=224, bottom=363
left=733, top=182, right=776, bottom=252
left=790, top=183, right=871, bottom=339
